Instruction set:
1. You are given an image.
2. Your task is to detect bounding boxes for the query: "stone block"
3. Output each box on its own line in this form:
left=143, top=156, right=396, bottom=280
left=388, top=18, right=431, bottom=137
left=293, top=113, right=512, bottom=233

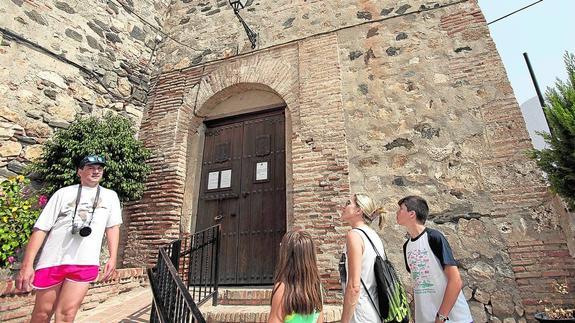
left=37, top=71, right=67, bottom=89
left=48, top=98, right=78, bottom=122
left=0, top=168, right=17, bottom=179
left=118, top=77, right=132, bottom=96
left=475, top=288, right=491, bottom=304
left=469, top=301, right=488, bottom=323
left=0, top=107, right=22, bottom=124
left=7, top=160, right=25, bottom=174
left=0, top=125, right=15, bottom=139
left=48, top=119, right=70, bottom=129
left=24, top=144, right=43, bottom=161
left=25, top=109, right=43, bottom=120
left=0, top=141, right=22, bottom=157
left=463, top=286, right=473, bottom=300
left=126, top=104, right=143, bottom=119
left=55, top=2, right=75, bottom=14
left=491, top=290, right=516, bottom=318
left=95, top=95, right=111, bottom=108
left=469, top=261, right=496, bottom=280
left=24, top=10, right=48, bottom=26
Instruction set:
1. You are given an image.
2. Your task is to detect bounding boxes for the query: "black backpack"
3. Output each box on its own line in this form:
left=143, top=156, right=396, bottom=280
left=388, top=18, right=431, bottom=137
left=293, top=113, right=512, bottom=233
left=356, top=228, right=410, bottom=323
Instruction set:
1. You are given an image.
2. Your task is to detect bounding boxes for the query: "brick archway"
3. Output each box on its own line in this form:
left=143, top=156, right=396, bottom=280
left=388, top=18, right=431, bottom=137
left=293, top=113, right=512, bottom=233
left=125, top=34, right=350, bottom=302
left=180, top=83, right=294, bottom=236
left=123, top=44, right=303, bottom=267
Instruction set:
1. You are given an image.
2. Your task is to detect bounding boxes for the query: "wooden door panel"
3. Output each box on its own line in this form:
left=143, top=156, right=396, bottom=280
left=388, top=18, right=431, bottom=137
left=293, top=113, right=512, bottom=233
left=197, top=123, right=242, bottom=284
left=238, top=114, right=286, bottom=284
left=197, top=109, right=285, bottom=285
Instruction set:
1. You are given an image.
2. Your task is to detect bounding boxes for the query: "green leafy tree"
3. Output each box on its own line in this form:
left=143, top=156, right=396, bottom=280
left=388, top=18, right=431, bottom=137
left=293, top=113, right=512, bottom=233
left=0, top=176, right=43, bottom=267
left=30, top=112, right=152, bottom=202
left=531, top=52, right=575, bottom=209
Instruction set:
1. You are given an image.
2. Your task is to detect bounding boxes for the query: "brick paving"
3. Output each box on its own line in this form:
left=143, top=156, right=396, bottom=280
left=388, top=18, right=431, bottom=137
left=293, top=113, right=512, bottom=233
left=76, top=287, right=152, bottom=323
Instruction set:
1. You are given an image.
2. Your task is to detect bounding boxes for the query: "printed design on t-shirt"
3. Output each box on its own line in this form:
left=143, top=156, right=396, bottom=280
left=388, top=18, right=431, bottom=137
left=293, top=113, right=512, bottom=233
left=406, top=248, right=434, bottom=294
left=57, top=195, right=104, bottom=227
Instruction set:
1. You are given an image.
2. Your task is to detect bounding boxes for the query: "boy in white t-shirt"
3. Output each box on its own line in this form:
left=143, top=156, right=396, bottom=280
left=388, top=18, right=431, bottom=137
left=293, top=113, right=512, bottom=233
left=396, top=196, right=473, bottom=323
left=16, top=155, right=122, bottom=322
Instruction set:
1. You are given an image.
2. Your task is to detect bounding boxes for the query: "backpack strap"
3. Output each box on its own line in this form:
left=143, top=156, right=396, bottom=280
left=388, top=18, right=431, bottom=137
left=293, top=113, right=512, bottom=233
left=354, top=228, right=384, bottom=321
left=354, top=227, right=386, bottom=259
left=360, top=275, right=382, bottom=320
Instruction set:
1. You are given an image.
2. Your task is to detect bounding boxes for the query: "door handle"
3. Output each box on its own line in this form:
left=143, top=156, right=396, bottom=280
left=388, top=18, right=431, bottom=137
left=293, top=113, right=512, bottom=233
left=243, top=191, right=250, bottom=198
left=214, top=214, right=223, bottom=222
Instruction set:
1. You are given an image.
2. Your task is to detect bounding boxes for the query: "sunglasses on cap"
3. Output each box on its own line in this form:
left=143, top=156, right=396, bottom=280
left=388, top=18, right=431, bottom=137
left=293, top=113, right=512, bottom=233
left=79, top=155, right=106, bottom=167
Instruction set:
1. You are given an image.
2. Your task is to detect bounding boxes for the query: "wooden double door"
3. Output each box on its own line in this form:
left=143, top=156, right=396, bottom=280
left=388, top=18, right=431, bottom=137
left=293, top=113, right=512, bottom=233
left=196, top=109, right=286, bottom=285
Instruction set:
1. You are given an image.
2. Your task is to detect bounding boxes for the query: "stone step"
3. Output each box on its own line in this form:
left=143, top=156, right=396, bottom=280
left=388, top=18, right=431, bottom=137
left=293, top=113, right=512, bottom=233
left=216, top=287, right=273, bottom=306
left=199, top=302, right=342, bottom=323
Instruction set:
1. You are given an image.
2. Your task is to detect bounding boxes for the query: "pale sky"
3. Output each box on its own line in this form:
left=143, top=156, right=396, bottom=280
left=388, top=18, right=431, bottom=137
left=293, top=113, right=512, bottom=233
left=478, top=0, right=575, bottom=106
left=478, top=0, right=574, bottom=149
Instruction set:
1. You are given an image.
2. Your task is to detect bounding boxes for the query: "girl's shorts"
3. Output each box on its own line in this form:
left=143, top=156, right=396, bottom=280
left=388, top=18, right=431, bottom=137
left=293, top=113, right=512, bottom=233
left=32, top=265, right=99, bottom=289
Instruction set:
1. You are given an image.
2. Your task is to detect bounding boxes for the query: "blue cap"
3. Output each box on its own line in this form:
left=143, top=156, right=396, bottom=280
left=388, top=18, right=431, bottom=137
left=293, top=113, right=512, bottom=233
left=78, top=155, right=106, bottom=168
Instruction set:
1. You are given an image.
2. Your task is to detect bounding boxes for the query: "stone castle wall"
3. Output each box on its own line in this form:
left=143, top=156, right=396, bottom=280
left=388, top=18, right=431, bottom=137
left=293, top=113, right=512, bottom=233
left=159, top=0, right=469, bottom=70
left=0, top=0, right=171, bottom=266
left=1, top=0, right=573, bottom=322
left=0, top=0, right=169, bottom=178
left=336, top=3, right=572, bottom=322
left=124, top=0, right=574, bottom=321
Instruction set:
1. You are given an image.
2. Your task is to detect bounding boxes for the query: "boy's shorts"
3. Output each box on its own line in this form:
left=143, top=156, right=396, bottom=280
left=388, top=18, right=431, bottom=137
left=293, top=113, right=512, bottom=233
left=32, top=265, right=99, bottom=289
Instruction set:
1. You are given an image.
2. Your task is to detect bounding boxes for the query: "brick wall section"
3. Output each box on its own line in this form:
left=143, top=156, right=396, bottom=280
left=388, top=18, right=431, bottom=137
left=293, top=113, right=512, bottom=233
left=440, top=5, right=547, bottom=211
left=293, top=34, right=350, bottom=302
left=123, top=67, right=206, bottom=267
left=441, top=5, right=573, bottom=319
left=510, top=240, right=575, bottom=316
left=0, top=268, right=148, bottom=322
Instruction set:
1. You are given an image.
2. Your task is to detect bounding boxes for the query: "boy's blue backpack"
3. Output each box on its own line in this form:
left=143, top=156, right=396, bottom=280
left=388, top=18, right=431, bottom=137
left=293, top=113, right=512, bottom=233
left=356, top=228, right=410, bottom=323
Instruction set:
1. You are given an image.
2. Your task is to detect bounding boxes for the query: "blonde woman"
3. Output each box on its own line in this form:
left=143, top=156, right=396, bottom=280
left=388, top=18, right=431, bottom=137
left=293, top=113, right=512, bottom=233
left=339, top=193, right=386, bottom=323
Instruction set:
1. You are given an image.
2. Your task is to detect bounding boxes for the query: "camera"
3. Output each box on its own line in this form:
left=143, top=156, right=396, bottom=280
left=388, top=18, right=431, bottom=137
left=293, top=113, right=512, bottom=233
left=72, top=223, right=92, bottom=237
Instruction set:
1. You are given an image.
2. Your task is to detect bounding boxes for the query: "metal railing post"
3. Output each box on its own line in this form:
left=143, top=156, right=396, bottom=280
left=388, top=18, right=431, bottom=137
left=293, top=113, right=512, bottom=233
left=213, top=225, right=221, bottom=306
left=171, top=239, right=182, bottom=270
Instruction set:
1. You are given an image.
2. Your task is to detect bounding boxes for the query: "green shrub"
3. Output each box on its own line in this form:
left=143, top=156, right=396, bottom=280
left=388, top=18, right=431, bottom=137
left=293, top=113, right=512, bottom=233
left=0, top=176, right=43, bottom=268
left=29, top=112, right=152, bottom=202
left=530, top=52, right=575, bottom=209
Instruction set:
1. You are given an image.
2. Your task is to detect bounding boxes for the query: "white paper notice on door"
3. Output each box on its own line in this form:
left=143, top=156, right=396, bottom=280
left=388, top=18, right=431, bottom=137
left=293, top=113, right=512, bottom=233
left=256, top=162, right=268, bottom=181
left=220, top=169, right=232, bottom=188
left=207, top=171, right=219, bottom=190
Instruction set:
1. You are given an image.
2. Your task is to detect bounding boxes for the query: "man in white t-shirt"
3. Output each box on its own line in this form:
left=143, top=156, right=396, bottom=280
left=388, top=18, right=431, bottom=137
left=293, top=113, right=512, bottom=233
left=16, top=155, right=122, bottom=323
left=396, top=196, right=473, bottom=323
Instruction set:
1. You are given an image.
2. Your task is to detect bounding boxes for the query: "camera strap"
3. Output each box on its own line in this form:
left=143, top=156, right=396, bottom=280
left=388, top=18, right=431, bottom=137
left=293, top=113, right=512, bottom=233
left=72, top=184, right=101, bottom=227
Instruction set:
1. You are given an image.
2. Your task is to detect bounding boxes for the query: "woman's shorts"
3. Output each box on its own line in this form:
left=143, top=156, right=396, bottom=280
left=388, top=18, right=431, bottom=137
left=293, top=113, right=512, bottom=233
left=32, top=265, right=99, bottom=289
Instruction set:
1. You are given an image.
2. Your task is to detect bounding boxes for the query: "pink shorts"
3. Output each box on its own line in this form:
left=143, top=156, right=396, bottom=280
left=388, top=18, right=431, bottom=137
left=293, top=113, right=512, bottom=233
left=32, top=265, right=99, bottom=289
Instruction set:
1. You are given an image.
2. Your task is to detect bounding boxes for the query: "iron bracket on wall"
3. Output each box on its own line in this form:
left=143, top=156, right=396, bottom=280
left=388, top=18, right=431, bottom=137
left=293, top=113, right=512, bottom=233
left=229, top=0, right=258, bottom=49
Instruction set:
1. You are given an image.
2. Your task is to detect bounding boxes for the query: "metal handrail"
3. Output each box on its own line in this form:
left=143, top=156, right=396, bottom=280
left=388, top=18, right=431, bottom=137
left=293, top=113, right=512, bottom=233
left=185, top=225, right=221, bottom=306
left=148, top=266, right=169, bottom=323
left=149, top=224, right=221, bottom=323
left=148, top=247, right=206, bottom=323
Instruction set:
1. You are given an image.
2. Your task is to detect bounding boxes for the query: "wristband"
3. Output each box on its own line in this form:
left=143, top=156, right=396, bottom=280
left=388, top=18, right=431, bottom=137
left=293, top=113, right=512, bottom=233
left=436, top=313, right=449, bottom=322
